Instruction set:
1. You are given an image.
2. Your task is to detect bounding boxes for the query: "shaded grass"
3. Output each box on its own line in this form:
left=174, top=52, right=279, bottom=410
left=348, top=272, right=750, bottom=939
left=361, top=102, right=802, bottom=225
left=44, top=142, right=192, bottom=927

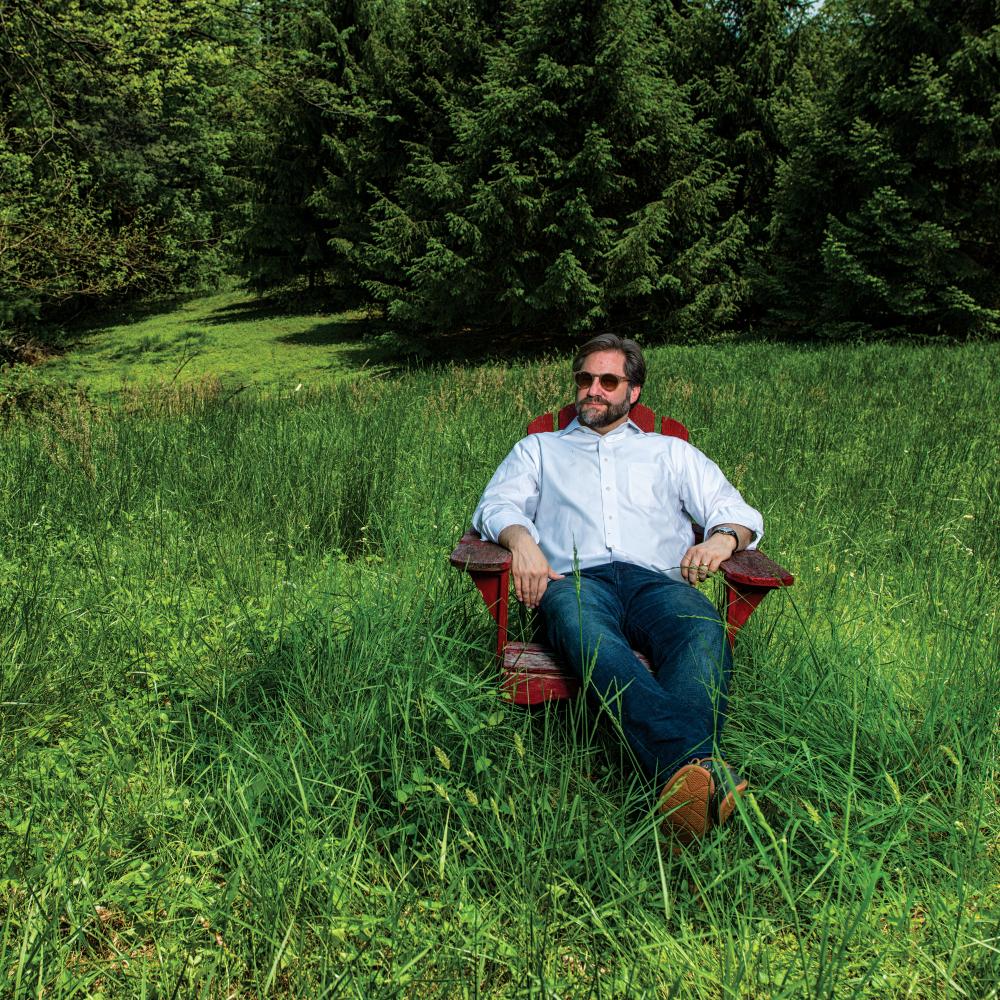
left=0, top=340, right=997, bottom=996
left=35, top=290, right=397, bottom=395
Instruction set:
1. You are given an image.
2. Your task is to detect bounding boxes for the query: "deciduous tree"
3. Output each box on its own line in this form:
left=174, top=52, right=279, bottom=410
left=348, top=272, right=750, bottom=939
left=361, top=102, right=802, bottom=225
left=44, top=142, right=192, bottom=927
left=0, top=0, right=246, bottom=329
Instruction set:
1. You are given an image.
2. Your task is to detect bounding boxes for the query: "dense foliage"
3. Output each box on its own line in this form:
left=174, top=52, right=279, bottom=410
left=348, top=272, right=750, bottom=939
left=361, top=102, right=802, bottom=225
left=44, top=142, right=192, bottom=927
left=0, top=0, right=248, bottom=329
left=767, top=0, right=1000, bottom=338
left=360, top=0, right=748, bottom=337
left=3, top=0, right=998, bottom=340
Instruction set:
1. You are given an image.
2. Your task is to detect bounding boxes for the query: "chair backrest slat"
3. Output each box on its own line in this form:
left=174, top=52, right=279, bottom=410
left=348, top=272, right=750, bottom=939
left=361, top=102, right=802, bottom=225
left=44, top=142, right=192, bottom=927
left=526, top=412, right=555, bottom=435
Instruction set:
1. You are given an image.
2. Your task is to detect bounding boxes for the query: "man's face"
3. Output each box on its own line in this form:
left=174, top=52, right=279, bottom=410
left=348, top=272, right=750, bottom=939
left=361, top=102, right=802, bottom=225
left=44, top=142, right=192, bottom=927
left=574, top=349, right=641, bottom=433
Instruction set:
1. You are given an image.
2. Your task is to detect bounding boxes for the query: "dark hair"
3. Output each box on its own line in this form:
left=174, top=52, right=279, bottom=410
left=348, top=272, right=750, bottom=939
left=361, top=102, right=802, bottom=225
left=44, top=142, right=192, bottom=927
left=572, top=333, right=646, bottom=387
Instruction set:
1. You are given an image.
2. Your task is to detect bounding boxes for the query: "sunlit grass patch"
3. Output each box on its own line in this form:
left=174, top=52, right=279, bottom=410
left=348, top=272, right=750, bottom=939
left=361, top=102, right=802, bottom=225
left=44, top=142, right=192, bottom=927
left=42, top=289, right=394, bottom=394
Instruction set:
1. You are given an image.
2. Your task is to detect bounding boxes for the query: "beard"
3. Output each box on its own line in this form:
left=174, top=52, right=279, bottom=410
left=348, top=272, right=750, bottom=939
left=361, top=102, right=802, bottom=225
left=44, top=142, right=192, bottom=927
left=576, top=395, right=631, bottom=428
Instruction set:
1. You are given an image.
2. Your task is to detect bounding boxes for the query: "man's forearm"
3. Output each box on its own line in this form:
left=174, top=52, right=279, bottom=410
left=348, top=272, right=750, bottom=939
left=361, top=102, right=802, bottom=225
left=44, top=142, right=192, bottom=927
left=498, top=524, right=534, bottom=551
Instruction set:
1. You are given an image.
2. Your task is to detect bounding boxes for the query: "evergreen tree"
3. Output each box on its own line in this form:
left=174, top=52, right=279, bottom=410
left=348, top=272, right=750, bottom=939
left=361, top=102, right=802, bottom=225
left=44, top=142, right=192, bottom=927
left=236, top=0, right=378, bottom=292
left=766, top=0, right=1000, bottom=338
left=670, top=0, right=815, bottom=326
left=355, top=0, right=502, bottom=324
left=363, top=0, right=747, bottom=337
left=673, top=1, right=813, bottom=242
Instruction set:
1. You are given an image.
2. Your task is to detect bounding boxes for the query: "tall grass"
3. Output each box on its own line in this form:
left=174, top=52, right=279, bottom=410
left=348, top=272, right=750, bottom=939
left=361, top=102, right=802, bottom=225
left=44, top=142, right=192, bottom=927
left=1, top=342, right=997, bottom=997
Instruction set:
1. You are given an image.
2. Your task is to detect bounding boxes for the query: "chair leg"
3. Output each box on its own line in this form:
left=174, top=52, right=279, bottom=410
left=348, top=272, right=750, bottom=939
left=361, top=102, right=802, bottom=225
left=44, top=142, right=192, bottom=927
left=470, top=568, right=510, bottom=660
left=724, top=582, right=773, bottom=646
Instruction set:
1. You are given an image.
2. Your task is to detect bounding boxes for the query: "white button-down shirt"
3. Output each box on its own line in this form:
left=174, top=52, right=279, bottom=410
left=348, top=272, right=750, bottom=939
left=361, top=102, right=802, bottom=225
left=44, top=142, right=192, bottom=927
left=472, top=417, right=763, bottom=580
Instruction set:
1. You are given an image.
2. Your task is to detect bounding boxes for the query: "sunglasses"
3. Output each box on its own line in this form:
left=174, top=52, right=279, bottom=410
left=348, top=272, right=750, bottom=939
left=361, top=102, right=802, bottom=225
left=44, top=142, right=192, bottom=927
left=574, top=370, right=628, bottom=392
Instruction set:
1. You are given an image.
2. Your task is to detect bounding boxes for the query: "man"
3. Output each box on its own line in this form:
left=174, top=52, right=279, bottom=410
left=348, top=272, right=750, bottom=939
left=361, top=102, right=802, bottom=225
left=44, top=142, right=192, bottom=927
left=472, top=333, right=763, bottom=844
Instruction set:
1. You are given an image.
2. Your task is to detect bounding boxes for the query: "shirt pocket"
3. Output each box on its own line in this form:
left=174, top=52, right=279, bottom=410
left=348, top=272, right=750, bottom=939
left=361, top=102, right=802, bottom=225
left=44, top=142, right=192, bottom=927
left=626, top=463, right=660, bottom=508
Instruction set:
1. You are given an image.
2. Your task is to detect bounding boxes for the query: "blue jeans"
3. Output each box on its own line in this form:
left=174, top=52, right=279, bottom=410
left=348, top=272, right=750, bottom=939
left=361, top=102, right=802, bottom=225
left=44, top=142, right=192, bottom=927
left=539, top=562, right=732, bottom=784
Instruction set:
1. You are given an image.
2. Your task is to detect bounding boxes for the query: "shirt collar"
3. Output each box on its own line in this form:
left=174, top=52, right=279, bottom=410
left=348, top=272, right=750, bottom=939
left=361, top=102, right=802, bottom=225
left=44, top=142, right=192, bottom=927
left=559, top=416, right=645, bottom=438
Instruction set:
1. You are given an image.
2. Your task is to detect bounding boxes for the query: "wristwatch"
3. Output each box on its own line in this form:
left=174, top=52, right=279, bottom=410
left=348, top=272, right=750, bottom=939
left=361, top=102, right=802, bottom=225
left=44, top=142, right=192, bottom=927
left=710, top=527, right=740, bottom=550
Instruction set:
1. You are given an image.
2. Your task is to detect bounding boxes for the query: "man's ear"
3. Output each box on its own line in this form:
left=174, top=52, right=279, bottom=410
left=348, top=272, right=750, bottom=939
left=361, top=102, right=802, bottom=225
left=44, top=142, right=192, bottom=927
left=629, top=384, right=641, bottom=407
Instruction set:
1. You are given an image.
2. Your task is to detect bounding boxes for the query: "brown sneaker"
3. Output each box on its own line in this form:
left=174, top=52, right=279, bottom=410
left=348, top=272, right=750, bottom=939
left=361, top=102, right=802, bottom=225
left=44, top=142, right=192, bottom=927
left=659, top=762, right=714, bottom=844
left=705, top=758, right=748, bottom=828
left=659, top=758, right=748, bottom=845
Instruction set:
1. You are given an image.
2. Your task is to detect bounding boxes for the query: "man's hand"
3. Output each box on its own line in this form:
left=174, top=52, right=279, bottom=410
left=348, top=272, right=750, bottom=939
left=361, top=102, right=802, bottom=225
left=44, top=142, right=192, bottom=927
left=499, top=525, right=564, bottom=608
left=680, top=528, right=742, bottom=585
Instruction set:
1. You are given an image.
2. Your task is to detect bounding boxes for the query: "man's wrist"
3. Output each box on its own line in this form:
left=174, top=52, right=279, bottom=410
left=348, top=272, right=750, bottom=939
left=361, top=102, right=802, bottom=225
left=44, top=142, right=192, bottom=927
left=710, top=527, right=740, bottom=553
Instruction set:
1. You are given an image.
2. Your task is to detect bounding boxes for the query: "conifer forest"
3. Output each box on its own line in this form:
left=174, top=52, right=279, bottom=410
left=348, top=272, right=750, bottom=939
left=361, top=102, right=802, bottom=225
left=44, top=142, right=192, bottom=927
left=2, top=0, right=998, bottom=345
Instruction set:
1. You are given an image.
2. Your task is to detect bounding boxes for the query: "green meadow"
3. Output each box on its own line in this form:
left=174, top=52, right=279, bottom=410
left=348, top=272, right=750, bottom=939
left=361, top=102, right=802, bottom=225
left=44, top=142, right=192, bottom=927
left=1, top=301, right=998, bottom=997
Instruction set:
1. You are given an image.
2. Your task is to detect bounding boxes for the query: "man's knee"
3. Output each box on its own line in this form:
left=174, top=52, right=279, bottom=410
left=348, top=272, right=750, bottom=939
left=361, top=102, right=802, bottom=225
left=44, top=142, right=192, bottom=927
left=685, top=608, right=729, bottom=655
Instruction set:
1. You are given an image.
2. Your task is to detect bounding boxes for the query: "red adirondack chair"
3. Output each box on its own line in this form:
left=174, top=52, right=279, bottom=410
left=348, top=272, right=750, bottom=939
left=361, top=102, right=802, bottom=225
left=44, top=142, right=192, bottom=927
left=450, top=401, right=794, bottom=705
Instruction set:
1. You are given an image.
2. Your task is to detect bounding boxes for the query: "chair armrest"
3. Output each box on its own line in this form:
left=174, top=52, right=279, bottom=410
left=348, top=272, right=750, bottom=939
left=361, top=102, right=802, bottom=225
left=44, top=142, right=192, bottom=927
left=448, top=530, right=792, bottom=586
left=720, top=549, right=794, bottom=588
left=449, top=531, right=512, bottom=573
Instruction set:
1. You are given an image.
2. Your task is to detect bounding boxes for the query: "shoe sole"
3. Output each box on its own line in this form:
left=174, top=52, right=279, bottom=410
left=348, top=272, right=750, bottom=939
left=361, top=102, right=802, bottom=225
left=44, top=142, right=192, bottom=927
left=659, top=764, right=713, bottom=844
